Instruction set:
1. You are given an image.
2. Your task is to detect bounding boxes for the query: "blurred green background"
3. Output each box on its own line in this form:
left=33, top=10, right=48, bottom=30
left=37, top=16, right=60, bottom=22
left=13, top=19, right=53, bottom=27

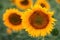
left=0, top=0, right=60, bottom=40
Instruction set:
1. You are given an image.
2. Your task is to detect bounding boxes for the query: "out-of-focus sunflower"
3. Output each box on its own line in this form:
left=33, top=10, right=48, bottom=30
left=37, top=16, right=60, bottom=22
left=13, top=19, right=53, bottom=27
left=7, top=29, right=12, bottom=34
left=35, top=0, right=50, bottom=9
left=56, top=0, right=60, bottom=4
left=3, top=8, right=24, bottom=33
left=11, top=0, right=33, bottom=10
left=23, top=5, right=56, bottom=37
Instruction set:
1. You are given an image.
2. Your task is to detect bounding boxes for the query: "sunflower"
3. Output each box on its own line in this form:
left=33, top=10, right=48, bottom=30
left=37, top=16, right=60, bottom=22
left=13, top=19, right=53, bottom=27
left=56, top=0, right=60, bottom=4
left=35, top=0, right=50, bottom=9
left=7, top=29, right=12, bottom=34
left=3, top=8, right=24, bottom=33
left=23, top=5, right=56, bottom=37
left=12, top=0, right=33, bottom=10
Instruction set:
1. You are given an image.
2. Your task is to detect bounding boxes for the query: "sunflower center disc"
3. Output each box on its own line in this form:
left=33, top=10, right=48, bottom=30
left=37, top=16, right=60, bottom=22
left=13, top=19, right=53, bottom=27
left=20, top=0, right=29, bottom=5
left=9, top=13, right=22, bottom=25
left=29, top=11, right=49, bottom=29
left=41, top=3, right=45, bottom=8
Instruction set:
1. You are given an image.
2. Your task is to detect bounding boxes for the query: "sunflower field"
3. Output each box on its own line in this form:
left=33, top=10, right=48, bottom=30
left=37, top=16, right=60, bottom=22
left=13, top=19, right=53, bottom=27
left=0, top=0, right=60, bottom=40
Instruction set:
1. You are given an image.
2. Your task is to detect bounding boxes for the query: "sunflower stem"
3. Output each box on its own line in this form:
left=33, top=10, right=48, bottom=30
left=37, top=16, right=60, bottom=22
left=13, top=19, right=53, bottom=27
left=42, top=37, right=45, bottom=40
left=37, top=37, right=41, bottom=40
left=37, top=37, right=45, bottom=40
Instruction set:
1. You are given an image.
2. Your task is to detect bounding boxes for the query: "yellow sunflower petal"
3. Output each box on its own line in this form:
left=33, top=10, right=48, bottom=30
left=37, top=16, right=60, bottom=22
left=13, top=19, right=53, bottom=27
left=12, top=0, right=33, bottom=10
left=3, top=8, right=24, bottom=33
left=56, top=0, right=60, bottom=4
left=23, top=5, right=56, bottom=37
